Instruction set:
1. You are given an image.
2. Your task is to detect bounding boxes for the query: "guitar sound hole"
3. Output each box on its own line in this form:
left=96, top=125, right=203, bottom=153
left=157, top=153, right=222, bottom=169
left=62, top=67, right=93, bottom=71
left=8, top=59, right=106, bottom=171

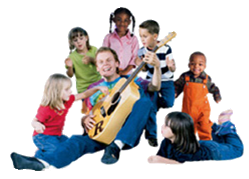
left=112, top=92, right=120, bottom=104
left=107, top=92, right=121, bottom=116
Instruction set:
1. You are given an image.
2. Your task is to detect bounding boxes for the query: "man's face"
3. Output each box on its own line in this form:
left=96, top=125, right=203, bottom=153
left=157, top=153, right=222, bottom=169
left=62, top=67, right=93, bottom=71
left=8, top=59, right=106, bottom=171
left=96, top=51, right=120, bottom=81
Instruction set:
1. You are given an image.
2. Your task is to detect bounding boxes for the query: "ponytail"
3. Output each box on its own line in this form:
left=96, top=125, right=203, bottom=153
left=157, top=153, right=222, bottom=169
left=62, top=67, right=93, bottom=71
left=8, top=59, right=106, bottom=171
left=109, top=13, right=114, bottom=34
left=130, top=14, right=135, bottom=37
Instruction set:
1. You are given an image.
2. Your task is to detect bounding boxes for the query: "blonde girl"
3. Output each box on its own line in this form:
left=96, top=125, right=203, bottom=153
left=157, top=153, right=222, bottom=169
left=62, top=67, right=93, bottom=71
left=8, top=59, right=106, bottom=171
left=11, top=74, right=108, bottom=170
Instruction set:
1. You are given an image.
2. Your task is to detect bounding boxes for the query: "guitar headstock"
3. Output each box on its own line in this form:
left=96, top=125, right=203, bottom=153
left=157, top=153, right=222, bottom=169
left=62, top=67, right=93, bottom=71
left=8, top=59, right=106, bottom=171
left=157, top=31, right=177, bottom=48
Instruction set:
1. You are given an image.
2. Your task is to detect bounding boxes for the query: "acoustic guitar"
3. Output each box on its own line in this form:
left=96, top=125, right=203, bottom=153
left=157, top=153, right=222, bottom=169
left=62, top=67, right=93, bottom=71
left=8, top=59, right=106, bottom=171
left=88, top=32, right=177, bottom=144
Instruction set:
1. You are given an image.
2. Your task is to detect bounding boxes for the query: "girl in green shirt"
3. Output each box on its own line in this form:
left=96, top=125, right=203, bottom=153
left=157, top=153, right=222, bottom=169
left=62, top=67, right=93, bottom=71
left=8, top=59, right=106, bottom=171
left=65, top=27, right=101, bottom=112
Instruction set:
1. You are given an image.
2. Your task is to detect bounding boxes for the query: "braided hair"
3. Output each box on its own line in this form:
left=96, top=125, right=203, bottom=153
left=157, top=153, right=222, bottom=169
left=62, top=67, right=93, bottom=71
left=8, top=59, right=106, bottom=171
left=109, top=7, right=135, bottom=37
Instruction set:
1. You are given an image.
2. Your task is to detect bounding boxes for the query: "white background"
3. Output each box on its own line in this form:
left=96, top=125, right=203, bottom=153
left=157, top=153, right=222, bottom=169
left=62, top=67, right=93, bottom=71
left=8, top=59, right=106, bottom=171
left=1, top=0, right=248, bottom=178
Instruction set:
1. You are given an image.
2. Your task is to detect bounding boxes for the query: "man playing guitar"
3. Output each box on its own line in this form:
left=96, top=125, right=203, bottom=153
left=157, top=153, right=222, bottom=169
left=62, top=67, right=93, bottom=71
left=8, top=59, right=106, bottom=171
left=10, top=47, right=161, bottom=170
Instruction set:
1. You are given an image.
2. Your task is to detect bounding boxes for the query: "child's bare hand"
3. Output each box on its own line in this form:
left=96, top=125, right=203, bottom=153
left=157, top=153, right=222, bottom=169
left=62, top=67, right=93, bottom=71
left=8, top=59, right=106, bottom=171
left=82, top=56, right=93, bottom=65
left=148, top=155, right=159, bottom=163
left=166, top=57, right=175, bottom=72
left=143, top=51, right=160, bottom=68
left=148, top=155, right=180, bottom=164
left=65, top=58, right=73, bottom=67
left=98, top=86, right=109, bottom=95
left=34, top=122, right=46, bottom=134
left=166, top=56, right=173, bottom=67
left=216, top=99, right=221, bottom=103
left=81, top=115, right=96, bottom=133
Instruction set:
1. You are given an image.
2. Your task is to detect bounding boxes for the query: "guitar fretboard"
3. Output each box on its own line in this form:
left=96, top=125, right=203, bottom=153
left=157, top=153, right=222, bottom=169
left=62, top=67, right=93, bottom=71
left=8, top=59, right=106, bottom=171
left=118, top=61, right=146, bottom=93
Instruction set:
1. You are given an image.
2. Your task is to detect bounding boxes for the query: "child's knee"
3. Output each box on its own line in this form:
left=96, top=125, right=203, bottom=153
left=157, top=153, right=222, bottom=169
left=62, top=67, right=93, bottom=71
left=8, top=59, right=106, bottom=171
left=158, top=97, right=174, bottom=108
left=166, top=99, right=175, bottom=108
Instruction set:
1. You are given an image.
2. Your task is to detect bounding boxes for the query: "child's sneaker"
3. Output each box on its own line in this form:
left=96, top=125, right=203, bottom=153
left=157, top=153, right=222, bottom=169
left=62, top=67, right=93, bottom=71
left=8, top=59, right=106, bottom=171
left=215, top=109, right=236, bottom=136
left=148, top=138, right=158, bottom=147
left=11, top=152, right=45, bottom=171
left=218, top=109, right=233, bottom=124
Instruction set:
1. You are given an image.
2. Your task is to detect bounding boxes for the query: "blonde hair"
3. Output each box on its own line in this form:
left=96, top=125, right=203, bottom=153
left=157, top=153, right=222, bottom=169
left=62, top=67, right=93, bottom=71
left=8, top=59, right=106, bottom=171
left=41, top=74, right=72, bottom=110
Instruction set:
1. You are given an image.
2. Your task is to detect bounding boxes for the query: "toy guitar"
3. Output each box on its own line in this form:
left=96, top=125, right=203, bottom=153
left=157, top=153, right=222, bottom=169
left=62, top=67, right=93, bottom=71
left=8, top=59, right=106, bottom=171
left=88, top=32, right=177, bottom=144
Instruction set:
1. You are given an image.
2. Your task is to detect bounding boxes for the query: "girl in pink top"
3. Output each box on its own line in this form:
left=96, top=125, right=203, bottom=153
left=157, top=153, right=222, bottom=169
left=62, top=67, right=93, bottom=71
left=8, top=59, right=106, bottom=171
left=102, top=7, right=139, bottom=75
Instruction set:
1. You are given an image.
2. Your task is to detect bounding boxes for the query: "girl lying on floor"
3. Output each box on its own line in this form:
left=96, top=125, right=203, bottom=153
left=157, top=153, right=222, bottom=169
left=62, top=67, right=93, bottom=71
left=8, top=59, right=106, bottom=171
left=148, top=110, right=243, bottom=164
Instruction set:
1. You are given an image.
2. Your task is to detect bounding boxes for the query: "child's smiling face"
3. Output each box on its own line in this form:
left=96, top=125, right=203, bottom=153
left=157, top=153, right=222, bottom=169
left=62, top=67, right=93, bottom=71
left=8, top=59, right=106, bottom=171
left=189, top=55, right=206, bottom=78
left=113, top=12, right=131, bottom=35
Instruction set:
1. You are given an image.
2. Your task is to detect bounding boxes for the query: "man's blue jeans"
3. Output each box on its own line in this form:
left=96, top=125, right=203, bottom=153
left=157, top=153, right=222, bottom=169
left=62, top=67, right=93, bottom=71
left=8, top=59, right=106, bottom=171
left=37, top=97, right=153, bottom=168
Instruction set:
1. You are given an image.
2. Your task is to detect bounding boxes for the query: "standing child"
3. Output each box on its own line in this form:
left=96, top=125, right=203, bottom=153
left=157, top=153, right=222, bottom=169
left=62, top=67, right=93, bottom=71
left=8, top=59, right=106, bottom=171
left=136, top=20, right=176, bottom=146
left=148, top=110, right=243, bottom=164
left=102, top=7, right=139, bottom=75
left=65, top=27, right=102, bottom=112
left=174, top=52, right=221, bottom=140
left=11, top=73, right=108, bottom=170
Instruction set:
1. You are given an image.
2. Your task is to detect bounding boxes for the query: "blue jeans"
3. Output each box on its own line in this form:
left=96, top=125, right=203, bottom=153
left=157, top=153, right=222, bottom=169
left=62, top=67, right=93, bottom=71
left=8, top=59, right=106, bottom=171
left=207, top=122, right=244, bottom=160
left=144, top=101, right=157, bottom=139
left=144, top=81, right=175, bottom=139
left=33, top=134, right=68, bottom=159
left=157, top=81, right=175, bottom=109
left=36, top=97, right=153, bottom=168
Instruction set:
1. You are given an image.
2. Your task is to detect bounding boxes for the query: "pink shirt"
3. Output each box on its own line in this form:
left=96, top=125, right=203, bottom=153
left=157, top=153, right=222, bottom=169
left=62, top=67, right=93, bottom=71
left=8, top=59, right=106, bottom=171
left=102, top=29, right=139, bottom=74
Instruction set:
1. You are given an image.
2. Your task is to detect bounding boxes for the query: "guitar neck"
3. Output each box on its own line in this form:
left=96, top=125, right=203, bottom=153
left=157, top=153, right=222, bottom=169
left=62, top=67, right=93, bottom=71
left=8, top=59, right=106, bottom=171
left=119, top=44, right=160, bottom=93
left=119, top=61, right=146, bottom=93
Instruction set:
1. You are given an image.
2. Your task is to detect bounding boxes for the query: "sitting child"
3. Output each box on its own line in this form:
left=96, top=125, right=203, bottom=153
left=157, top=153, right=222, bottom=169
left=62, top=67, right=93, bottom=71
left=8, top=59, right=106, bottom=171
left=136, top=20, right=176, bottom=146
left=11, top=74, right=108, bottom=170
